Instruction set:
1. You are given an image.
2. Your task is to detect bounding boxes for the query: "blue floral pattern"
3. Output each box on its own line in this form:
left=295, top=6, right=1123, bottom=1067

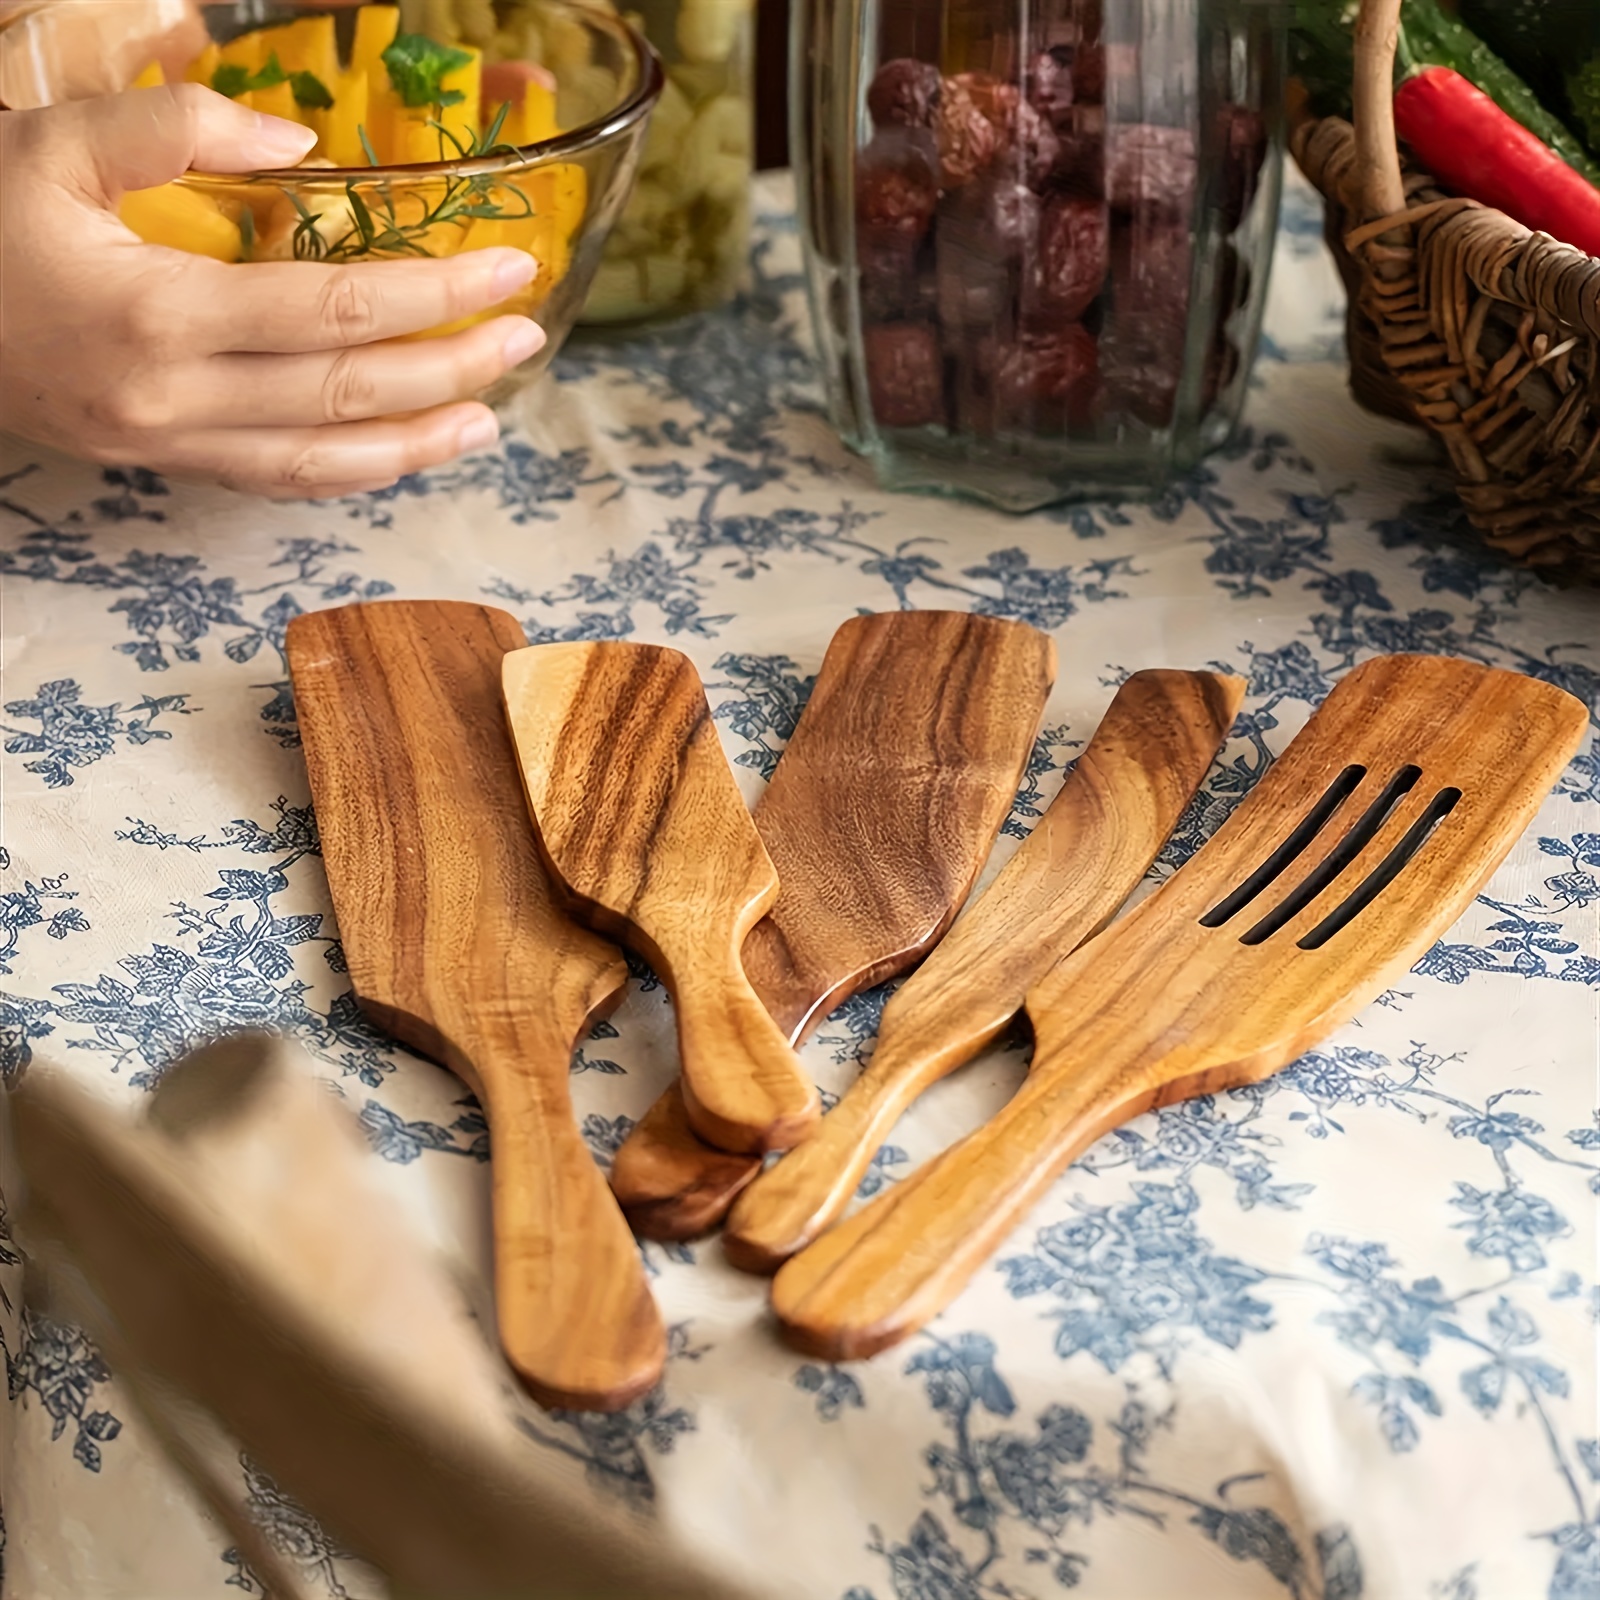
left=1, top=170, right=1596, bottom=1597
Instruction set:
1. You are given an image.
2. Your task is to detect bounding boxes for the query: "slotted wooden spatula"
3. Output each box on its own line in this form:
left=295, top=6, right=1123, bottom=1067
left=286, top=601, right=664, bottom=1411
left=502, top=642, right=819, bottom=1156
left=723, top=668, right=1243, bottom=1272
left=772, top=655, right=1588, bottom=1360
left=609, top=611, right=1057, bottom=1239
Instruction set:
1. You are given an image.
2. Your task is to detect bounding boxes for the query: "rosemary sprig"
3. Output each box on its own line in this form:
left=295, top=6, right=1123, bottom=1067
left=287, top=103, right=531, bottom=264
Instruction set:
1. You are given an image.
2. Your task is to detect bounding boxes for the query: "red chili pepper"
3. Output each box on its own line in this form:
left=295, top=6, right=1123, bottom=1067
left=1394, top=65, right=1600, bottom=259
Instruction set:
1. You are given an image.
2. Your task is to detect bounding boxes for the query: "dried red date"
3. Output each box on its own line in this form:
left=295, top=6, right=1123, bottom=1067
left=1009, top=98, right=1061, bottom=190
left=1101, top=219, right=1190, bottom=426
left=992, top=324, right=1100, bottom=426
left=950, top=70, right=1060, bottom=190
left=868, top=58, right=942, bottom=131
left=944, top=180, right=1040, bottom=262
left=1049, top=105, right=1107, bottom=199
left=952, top=72, right=1018, bottom=131
left=855, top=128, right=939, bottom=243
left=1100, top=337, right=1179, bottom=428
left=1025, top=48, right=1075, bottom=131
left=937, top=237, right=1014, bottom=330
left=1107, top=123, right=1196, bottom=215
left=1111, top=218, right=1191, bottom=323
left=865, top=322, right=945, bottom=429
left=936, top=76, right=998, bottom=189
left=1024, top=195, right=1109, bottom=322
left=932, top=182, right=1032, bottom=332
left=1219, top=105, right=1268, bottom=232
left=858, top=230, right=925, bottom=320
left=1072, top=41, right=1105, bottom=103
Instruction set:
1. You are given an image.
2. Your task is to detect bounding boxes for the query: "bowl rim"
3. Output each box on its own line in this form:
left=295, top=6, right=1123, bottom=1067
left=181, top=0, right=665, bottom=185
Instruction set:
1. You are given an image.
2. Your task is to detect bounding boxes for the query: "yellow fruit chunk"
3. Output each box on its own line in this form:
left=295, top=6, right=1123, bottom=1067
left=367, top=76, right=404, bottom=163
left=252, top=78, right=298, bottom=127
left=391, top=102, right=440, bottom=165
left=460, top=164, right=586, bottom=303
left=120, top=184, right=240, bottom=263
left=247, top=22, right=298, bottom=70
left=281, top=15, right=337, bottom=82
left=352, top=5, right=399, bottom=78
left=218, top=29, right=266, bottom=74
left=322, top=70, right=369, bottom=167
left=462, top=214, right=542, bottom=252
left=530, top=161, right=587, bottom=279
left=436, top=46, right=481, bottom=155
left=520, top=80, right=559, bottom=143
left=131, top=60, right=164, bottom=90
left=186, top=42, right=220, bottom=86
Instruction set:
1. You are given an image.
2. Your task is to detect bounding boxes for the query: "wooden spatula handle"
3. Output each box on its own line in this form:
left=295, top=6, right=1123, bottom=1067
left=725, top=669, right=1244, bottom=1272
left=674, top=950, right=821, bottom=1154
left=608, top=613, right=1058, bottom=1238
left=608, top=1087, right=766, bottom=1238
left=770, top=1042, right=1135, bottom=1361
left=410, top=1006, right=667, bottom=1411
left=721, top=1010, right=1009, bottom=1273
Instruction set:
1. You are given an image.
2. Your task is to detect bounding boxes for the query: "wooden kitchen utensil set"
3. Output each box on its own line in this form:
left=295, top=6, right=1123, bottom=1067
left=286, top=602, right=1588, bottom=1411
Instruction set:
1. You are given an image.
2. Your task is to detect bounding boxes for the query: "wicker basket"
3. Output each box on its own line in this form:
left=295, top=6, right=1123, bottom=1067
left=1291, top=0, right=1600, bottom=581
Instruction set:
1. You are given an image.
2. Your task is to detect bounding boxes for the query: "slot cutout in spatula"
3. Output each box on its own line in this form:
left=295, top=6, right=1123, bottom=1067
left=771, top=654, right=1589, bottom=1360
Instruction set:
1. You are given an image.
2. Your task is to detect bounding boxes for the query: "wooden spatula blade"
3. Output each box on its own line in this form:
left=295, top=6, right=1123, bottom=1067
left=287, top=601, right=665, bottom=1411
left=723, top=668, right=1245, bottom=1273
left=610, top=611, right=1058, bottom=1239
left=502, top=641, right=819, bottom=1155
left=772, top=654, right=1590, bottom=1360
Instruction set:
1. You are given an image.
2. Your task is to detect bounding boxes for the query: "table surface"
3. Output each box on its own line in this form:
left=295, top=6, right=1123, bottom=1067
left=3, top=169, right=1598, bottom=1600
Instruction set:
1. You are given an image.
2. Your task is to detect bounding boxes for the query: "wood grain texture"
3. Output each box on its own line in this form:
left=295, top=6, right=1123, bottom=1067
left=610, top=611, right=1058, bottom=1239
left=772, top=655, right=1589, bottom=1360
left=286, top=601, right=664, bottom=1412
left=723, top=669, right=1244, bottom=1272
left=502, top=641, right=818, bottom=1155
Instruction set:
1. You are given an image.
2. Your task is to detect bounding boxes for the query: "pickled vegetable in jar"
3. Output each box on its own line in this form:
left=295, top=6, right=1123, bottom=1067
left=579, top=0, right=754, bottom=324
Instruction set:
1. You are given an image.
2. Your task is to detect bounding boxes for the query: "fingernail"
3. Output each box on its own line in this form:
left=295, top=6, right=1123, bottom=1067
left=501, top=318, right=545, bottom=367
left=488, top=250, right=539, bottom=298
left=254, top=113, right=318, bottom=163
left=457, top=410, right=500, bottom=454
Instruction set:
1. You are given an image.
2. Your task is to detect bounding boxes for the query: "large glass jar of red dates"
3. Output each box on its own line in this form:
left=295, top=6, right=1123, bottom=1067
left=793, top=0, right=1286, bottom=510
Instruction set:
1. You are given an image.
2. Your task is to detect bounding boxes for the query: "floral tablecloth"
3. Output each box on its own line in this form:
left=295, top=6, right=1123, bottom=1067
left=2, top=169, right=1598, bottom=1600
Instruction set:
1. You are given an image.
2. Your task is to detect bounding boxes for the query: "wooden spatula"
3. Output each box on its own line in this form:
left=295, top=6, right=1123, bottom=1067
left=772, top=655, right=1589, bottom=1360
left=286, top=601, right=665, bottom=1412
left=723, top=668, right=1244, bottom=1272
left=502, top=641, right=820, bottom=1156
left=608, top=611, right=1058, bottom=1239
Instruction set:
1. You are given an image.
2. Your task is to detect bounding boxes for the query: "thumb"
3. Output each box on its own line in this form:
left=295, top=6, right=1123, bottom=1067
left=62, top=82, right=316, bottom=200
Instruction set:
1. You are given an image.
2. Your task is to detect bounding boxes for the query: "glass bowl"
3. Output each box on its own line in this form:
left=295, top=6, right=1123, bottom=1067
left=117, top=0, right=664, bottom=399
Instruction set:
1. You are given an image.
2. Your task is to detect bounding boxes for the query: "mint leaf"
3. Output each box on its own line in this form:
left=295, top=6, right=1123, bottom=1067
left=290, top=69, right=334, bottom=109
left=210, top=50, right=289, bottom=100
left=382, top=32, right=472, bottom=108
left=252, top=51, right=287, bottom=90
left=211, top=63, right=251, bottom=98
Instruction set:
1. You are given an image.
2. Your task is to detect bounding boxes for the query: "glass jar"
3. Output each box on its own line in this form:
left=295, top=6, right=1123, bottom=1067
left=794, top=0, right=1288, bottom=511
left=579, top=0, right=754, bottom=324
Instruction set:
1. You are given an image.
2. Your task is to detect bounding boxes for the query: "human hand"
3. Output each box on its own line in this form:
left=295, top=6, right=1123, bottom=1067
left=0, top=84, right=545, bottom=497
